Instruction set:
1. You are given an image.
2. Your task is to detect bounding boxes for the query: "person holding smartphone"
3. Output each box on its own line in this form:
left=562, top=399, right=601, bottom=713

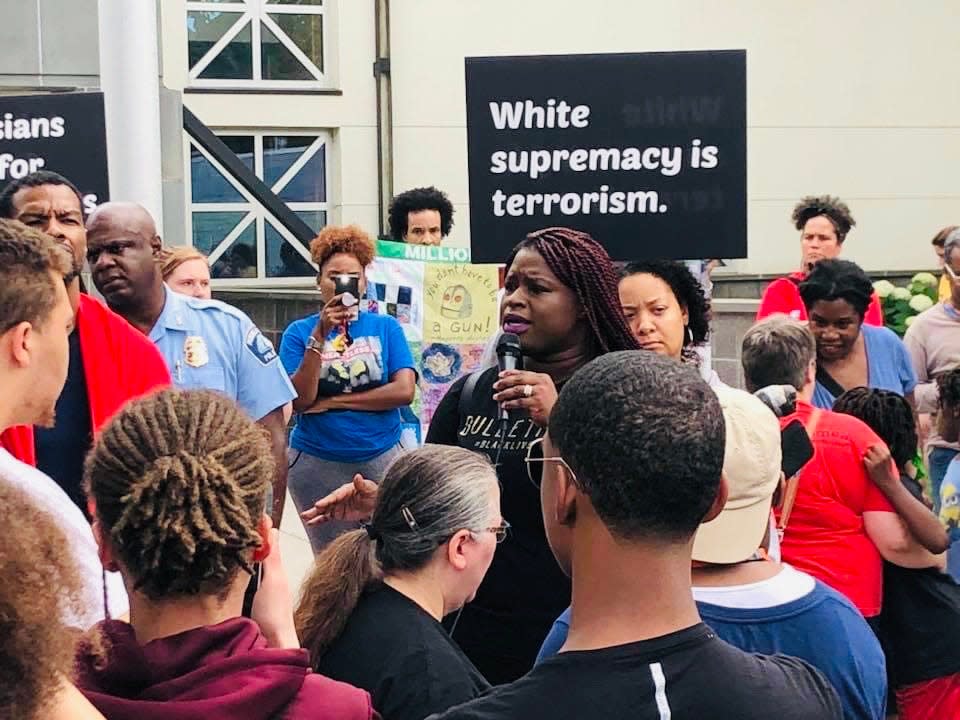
left=280, top=225, right=416, bottom=552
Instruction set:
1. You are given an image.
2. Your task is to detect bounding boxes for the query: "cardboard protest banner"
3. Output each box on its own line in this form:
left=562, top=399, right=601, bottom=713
left=465, top=50, right=746, bottom=263
left=366, top=240, right=499, bottom=438
left=0, top=92, right=108, bottom=213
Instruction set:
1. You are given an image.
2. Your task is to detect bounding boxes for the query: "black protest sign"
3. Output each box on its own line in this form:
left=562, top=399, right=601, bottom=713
left=464, top=50, right=746, bottom=263
left=0, top=92, right=108, bottom=213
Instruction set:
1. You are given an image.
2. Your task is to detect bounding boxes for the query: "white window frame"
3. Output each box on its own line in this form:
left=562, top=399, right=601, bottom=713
left=186, top=0, right=330, bottom=89
left=184, top=128, right=331, bottom=288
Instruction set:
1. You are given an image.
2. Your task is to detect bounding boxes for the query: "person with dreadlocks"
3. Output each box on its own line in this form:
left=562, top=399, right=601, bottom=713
left=302, top=226, right=639, bottom=683
left=799, top=259, right=916, bottom=409
left=757, top=195, right=884, bottom=325
left=834, top=387, right=960, bottom=720
left=74, top=389, right=375, bottom=720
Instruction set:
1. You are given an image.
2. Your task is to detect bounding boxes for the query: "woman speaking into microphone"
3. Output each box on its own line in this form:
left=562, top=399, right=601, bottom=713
left=425, top=227, right=639, bottom=684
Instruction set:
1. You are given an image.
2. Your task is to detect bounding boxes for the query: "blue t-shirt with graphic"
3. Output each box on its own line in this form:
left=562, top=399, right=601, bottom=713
left=280, top=311, right=415, bottom=463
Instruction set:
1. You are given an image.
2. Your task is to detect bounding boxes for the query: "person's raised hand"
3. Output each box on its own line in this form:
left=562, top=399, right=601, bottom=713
left=492, top=369, right=559, bottom=428
left=250, top=529, right=299, bottom=649
left=301, top=473, right=378, bottom=526
left=316, top=293, right=350, bottom=338
left=863, top=444, right=899, bottom=489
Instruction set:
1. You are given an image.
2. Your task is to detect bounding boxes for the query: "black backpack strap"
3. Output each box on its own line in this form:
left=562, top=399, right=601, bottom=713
left=458, top=370, right=482, bottom=419
left=815, top=364, right=847, bottom=400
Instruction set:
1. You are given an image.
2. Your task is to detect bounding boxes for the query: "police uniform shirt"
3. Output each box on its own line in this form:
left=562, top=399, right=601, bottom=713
left=149, top=286, right=296, bottom=421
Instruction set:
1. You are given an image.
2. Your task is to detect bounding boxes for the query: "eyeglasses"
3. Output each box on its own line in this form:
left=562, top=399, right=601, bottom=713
left=945, top=263, right=960, bottom=285
left=524, top=437, right=577, bottom=489
left=475, top=520, right=511, bottom=544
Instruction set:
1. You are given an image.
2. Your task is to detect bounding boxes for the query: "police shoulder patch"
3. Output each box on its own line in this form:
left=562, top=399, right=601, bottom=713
left=244, top=326, right=278, bottom=365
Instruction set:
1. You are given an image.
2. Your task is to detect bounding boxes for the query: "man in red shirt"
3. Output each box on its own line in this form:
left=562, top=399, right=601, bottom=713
left=741, top=315, right=937, bottom=621
left=0, top=171, right=170, bottom=511
left=756, top=195, right=884, bottom=325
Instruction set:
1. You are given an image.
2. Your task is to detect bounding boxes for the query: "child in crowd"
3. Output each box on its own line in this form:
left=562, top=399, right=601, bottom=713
left=834, top=387, right=960, bottom=720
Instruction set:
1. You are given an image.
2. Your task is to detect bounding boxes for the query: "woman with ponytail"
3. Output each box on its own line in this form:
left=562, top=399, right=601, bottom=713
left=296, top=445, right=502, bottom=720
left=74, top=389, right=374, bottom=720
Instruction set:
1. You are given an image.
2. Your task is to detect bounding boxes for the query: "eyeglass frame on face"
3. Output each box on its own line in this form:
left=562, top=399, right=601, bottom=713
left=473, top=520, right=511, bottom=544
left=438, top=520, right=510, bottom=545
left=524, top=437, right=578, bottom=489
left=945, top=261, right=960, bottom=285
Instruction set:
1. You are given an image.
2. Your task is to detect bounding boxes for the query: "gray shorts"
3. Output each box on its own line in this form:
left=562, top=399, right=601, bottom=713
left=286, top=444, right=403, bottom=554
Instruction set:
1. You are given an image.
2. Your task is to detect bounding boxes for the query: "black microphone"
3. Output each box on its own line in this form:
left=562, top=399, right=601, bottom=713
left=496, top=333, right=524, bottom=421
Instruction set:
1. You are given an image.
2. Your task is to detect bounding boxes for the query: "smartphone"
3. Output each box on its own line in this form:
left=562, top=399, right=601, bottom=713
left=333, top=273, right=361, bottom=321
left=333, top=273, right=360, bottom=299
left=781, top=419, right=815, bottom=478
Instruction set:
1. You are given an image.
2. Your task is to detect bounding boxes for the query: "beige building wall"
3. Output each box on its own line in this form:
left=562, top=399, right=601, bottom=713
left=388, top=0, right=960, bottom=275
left=158, top=1, right=960, bottom=277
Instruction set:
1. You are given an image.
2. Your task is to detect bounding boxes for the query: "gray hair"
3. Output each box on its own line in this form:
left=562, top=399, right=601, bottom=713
left=372, top=445, right=498, bottom=571
left=944, top=228, right=960, bottom=265
left=741, top=315, right=816, bottom=392
left=295, top=444, right=499, bottom=662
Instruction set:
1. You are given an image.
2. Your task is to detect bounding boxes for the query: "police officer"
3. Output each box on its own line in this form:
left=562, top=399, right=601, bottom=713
left=86, top=202, right=296, bottom=524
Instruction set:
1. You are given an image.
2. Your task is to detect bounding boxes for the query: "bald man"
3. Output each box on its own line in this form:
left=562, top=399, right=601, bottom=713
left=87, top=203, right=296, bottom=524
left=0, top=174, right=170, bottom=513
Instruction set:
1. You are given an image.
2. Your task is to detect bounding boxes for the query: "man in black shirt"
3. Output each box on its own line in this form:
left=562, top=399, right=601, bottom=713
left=431, top=352, right=842, bottom=720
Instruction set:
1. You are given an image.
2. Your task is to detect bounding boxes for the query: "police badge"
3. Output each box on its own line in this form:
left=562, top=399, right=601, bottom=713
left=183, top=336, right=209, bottom=368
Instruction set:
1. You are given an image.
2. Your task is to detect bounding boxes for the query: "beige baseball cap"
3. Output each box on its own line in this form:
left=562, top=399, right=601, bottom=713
left=692, top=385, right=783, bottom=564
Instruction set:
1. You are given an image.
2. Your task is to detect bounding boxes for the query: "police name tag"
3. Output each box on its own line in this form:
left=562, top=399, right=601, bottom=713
left=245, top=327, right=278, bottom=365
left=184, top=336, right=209, bottom=368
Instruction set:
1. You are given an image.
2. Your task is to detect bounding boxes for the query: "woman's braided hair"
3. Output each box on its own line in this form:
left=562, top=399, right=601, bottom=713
left=507, top=227, right=640, bottom=354
left=84, top=389, right=272, bottom=601
left=833, top=387, right=917, bottom=469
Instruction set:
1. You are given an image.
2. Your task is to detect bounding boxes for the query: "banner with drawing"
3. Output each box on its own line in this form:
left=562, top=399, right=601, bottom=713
left=366, top=240, right=501, bottom=438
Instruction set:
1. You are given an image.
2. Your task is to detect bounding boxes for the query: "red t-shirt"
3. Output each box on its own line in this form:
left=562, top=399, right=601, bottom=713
left=776, top=401, right=895, bottom=617
left=0, top=294, right=171, bottom=465
left=757, top=272, right=885, bottom=326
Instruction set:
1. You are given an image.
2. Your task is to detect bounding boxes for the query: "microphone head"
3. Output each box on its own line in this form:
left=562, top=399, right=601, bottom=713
left=753, top=385, right=797, bottom=418
left=496, top=332, right=523, bottom=357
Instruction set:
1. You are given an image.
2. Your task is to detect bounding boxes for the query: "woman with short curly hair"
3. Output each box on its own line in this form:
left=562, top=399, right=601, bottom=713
left=619, top=260, right=719, bottom=382
left=279, top=225, right=416, bottom=552
left=756, top=195, right=884, bottom=325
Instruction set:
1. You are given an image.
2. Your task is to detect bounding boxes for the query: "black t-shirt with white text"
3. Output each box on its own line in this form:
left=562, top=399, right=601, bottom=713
left=429, top=624, right=843, bottom=720
left=426, top=367, right=568, bottom=685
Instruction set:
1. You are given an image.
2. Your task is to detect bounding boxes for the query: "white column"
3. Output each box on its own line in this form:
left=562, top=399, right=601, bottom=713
left=97, top=0, right=164, bottom=233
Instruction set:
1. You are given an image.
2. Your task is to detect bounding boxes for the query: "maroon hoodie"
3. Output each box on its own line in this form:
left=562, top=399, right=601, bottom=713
left=75, top=618, right=375, bottom=720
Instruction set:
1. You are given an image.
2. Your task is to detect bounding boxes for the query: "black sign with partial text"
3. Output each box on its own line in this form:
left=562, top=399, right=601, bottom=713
left=0, top=92, right=108, bottom=213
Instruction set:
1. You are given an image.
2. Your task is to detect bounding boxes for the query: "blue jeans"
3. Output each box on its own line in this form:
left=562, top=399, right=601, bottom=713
left=927, top=447, right=958, bottom=514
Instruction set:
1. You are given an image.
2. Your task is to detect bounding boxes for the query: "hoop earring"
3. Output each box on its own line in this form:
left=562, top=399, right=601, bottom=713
left=685, top=326, right=694, bottom=345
